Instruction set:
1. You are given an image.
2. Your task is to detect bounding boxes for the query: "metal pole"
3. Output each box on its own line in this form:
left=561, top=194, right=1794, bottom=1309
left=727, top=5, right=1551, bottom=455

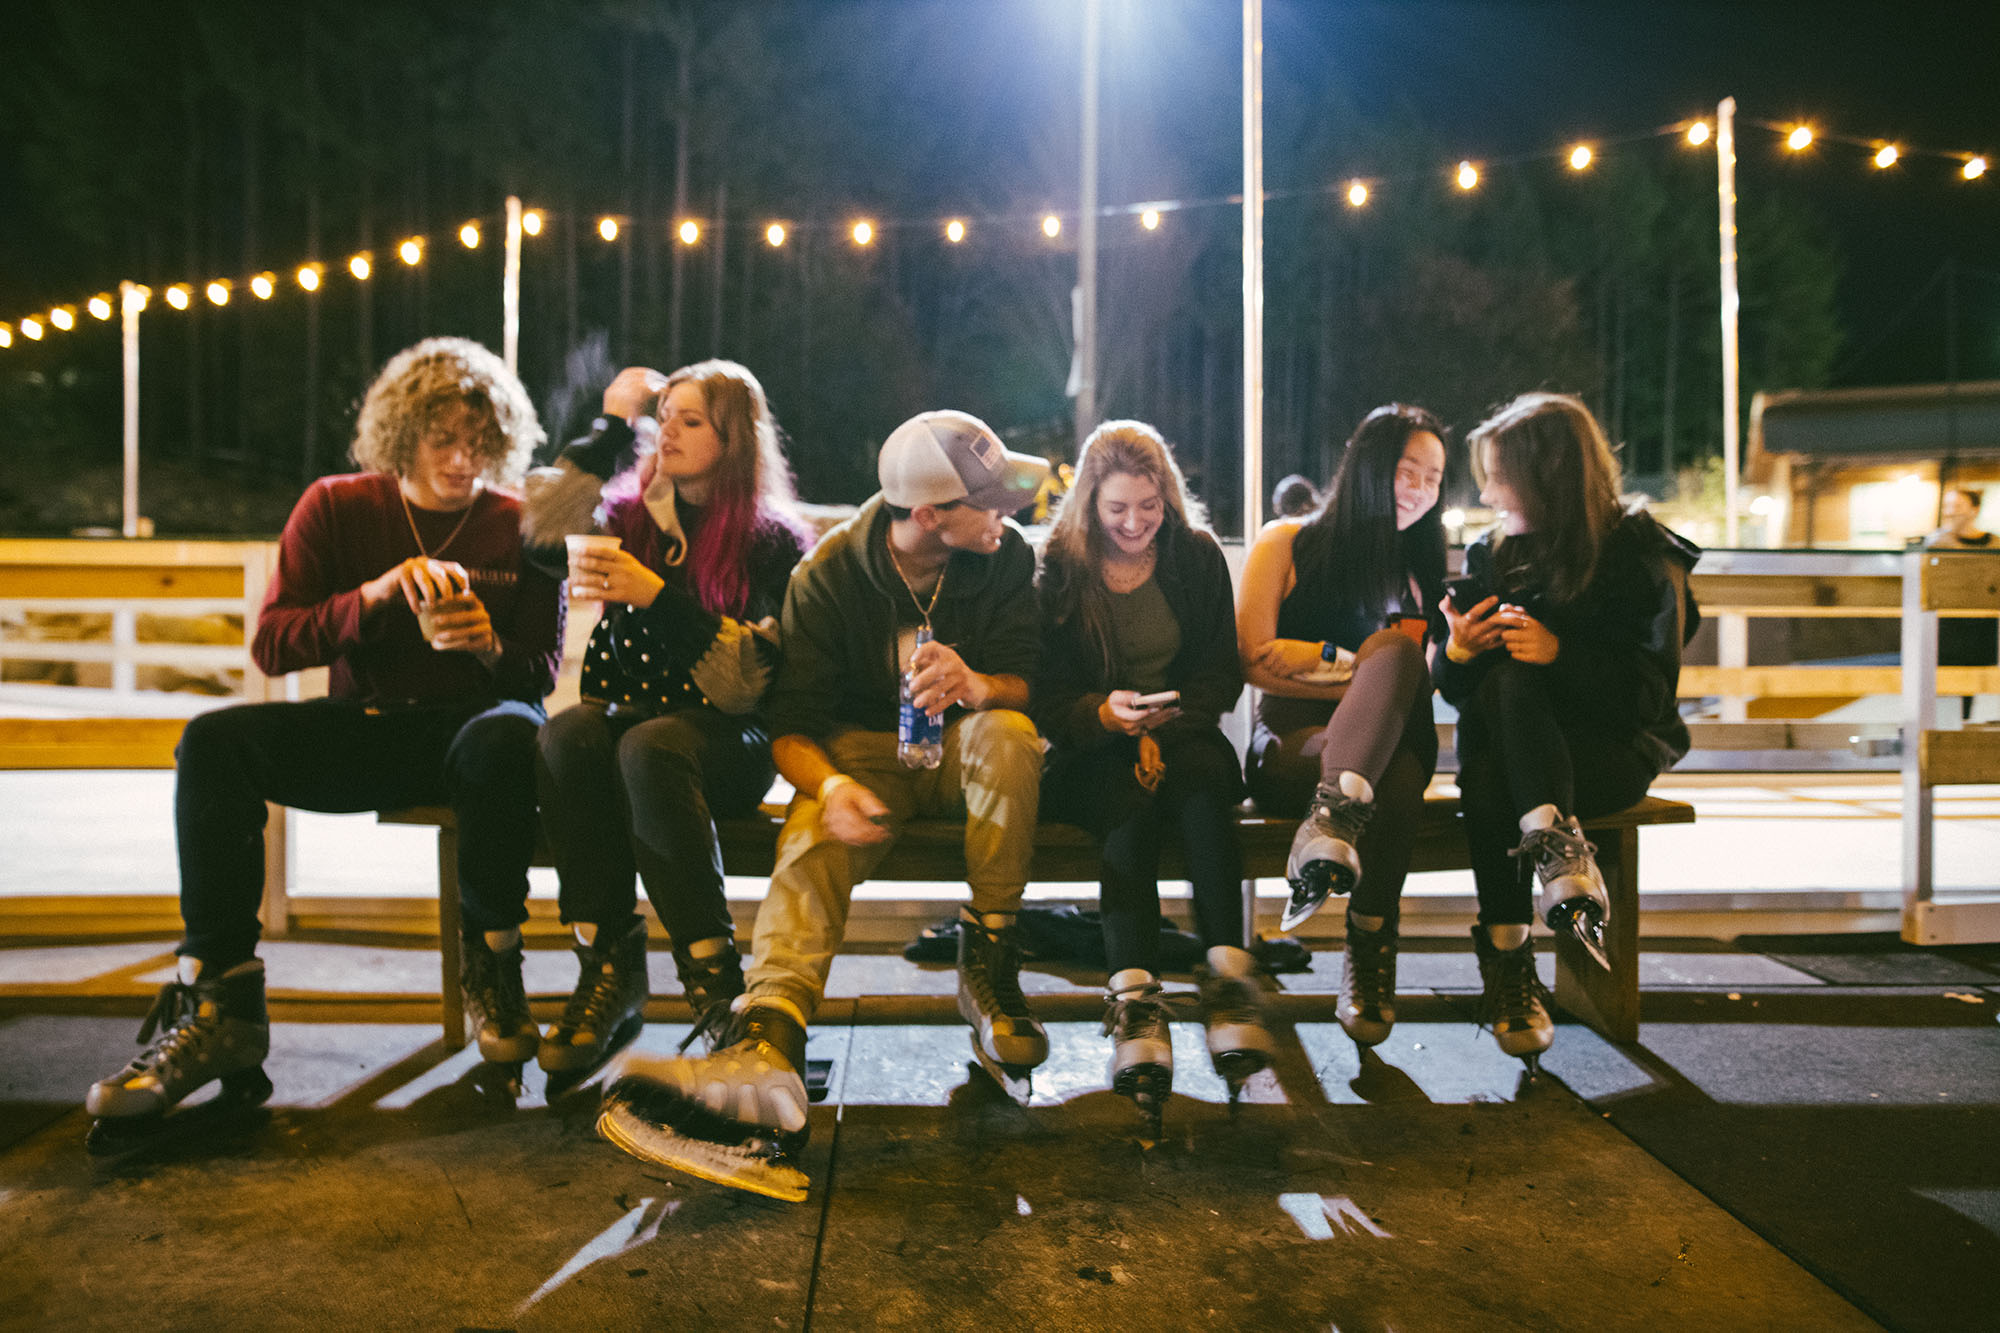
left=120, top=281, right=142, bottom=538
left=1717, top=97, right=1740, bottom=547
left=1075, top=0, right=1100, bottom=450
left=503, top=195, right=523, bottom=373
left=1242, top=0, right=1264, bottom=538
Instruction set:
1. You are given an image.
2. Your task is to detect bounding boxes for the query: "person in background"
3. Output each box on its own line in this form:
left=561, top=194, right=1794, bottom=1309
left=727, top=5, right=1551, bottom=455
left=522, top=360, right=809, bottom=1078
left=1271, top=473, right=1321, bottom=521
left=1928, top=487, right=1996, bottom=720
left=85, top=337, right=560, bottom=1144
left=1237, top=405, right=1447, bottom=1054
left=1036, top=421, right=1274, bottom=1126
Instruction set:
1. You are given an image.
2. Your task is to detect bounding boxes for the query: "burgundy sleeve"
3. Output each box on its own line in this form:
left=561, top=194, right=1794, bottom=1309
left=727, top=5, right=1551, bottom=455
left=249, top=483, right=374, bottom=677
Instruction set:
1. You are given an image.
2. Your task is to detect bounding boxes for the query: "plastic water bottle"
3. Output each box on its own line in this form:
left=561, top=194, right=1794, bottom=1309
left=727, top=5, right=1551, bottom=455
left=898, top=626, right=945, bottom=769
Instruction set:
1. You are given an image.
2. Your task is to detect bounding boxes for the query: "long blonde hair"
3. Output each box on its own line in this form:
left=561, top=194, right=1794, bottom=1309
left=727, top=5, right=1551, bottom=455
left=1469, top=391, right=1623, bottom=605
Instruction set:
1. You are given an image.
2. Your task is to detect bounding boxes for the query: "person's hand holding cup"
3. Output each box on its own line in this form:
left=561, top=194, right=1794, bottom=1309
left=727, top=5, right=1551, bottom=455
left=417, top=585, right=494, bottom=659
left=566, top=533, right=624, bottom=602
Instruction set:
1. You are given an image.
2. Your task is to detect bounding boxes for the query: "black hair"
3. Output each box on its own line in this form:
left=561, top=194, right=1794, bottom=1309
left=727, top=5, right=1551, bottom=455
left=1297, top=404, right=1448, bottom=621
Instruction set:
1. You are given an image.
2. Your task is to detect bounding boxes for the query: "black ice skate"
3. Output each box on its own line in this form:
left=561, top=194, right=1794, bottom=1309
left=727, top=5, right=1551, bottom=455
left=461, top=934, right=537, bottom=1093
left=1472, top=927, right=1554, bottom=1075
left=956, top=910, right=1048, bottom=1102
left=1337, top=914, right=1399, bottom=1049
left=597, top=1001, right=813, bottom=1203
left=671, top=937, right=745, bottom=1055
left=84, top=958, right=272, bottom=1158
left=1196, top=946, right=1275, bottom=1104
left=1103, top=969, right=1173, bottom=1139
left=1282, top=783, right=1372, bottom=931
left=540, top=918, right=649, bottom=1093
left=1511, top=816, right=1611, bottom=971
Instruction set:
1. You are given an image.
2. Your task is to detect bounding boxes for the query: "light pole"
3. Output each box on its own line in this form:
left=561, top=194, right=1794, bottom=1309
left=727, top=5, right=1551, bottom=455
left=1241, top=0, right=1264, bottom=538
left=1075, top=0, right=1100, bottom=451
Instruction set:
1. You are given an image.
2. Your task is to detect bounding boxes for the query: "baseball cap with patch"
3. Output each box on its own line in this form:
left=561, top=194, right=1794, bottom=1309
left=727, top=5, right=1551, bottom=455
left=878, top=410, right=1050, bottom=514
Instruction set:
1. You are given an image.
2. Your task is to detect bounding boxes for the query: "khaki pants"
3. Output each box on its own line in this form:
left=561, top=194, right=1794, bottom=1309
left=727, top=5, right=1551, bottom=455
left=746, top=709, right=1042, bottom=1020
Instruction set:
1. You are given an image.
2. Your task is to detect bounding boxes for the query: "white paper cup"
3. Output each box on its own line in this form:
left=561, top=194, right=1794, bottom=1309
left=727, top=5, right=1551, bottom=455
left=565, top=532, right=622, bottom=585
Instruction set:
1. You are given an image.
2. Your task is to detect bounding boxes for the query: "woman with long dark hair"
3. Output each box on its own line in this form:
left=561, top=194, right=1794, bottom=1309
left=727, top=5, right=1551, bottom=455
left=1038, top=421, right=1273, bottom=1127
left=1237, top=404, right=1447, bottom=1053
left=525, top=360, right=809, bottom=1077
left=1440, top=392, right=1698, bottom=1069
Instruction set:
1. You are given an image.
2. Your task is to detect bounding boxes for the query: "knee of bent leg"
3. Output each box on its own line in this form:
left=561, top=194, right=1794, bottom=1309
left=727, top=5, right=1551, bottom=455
left=956, top=708, right=1042, bottom=774
left=1472, top=656, right=1541, bottom=714
left=1358, top=627, right=1426, bottom=682
left=174, top=705, right=252, bottom=776
left=448, top=706, right=540, bottom=787
left=537, top=703, right=607, bottom=769
left=616, top=714, right=705, bottom=787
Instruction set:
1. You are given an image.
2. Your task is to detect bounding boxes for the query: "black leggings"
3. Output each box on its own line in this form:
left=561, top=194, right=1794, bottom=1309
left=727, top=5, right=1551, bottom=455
left=1455, top=659, right=1659, bottom=925
left=1247, top=629, right=1437, bottom=923
left=175, top=697, right=543, bottom=969
left=536, top=702, right=774, bottom=948
left=1042, top=725, right=1245, bottom=975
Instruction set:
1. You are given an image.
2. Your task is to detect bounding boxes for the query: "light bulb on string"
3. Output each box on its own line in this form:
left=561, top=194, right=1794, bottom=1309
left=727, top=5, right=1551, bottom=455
left=0, top=324, right=11, bottom=348
left=20, top=317, right=42, bottom=340
left=459, top=222, right=481, bottom=249
left=297, top=265, right=321, bottom=292
left=1787, top=125, right=1814, bottom=151
left=251, top=273, right=275, bottom=299
left=852, top=220, right=874, bottom=246
left=766, top=223, right=786, bottom=247
left=1686, top=121, right=1711, bottom=146
left=1140, top=208, right=1160, bottom=230
left=1041, top=213, right=1062, bottom=238
left=1455, top=161, right=1479, bottom=191
left=348, top=254, right=371, bottom=280
left=124, top=285, right=150, bottom=314
left=1872, top=144, right=1899, bottom=168
left=521, top=210, right=542, bottom=236
left=1346, top=180, right=1369, bottom=208
left=1965, top=156, right=1989, bottom=180
left=678, top=220, right=700, bottom=245
left=165, top=285, right=191, bottom=310
left=50, top=305, right=75, bottom=330
left=205, top=280, right=231, bottom=306
left=598, top=217, right=619, bottom=242
left=945, top=219, right=966, bottom=243
left=1568, top=144, right=1593, bottom=171
left=88, top=295, right=113, bottom=320
left=399, top=238, right=423, bottom=265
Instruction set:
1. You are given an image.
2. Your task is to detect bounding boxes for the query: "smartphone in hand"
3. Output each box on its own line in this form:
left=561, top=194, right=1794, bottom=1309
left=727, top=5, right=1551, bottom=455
left=1131, top=690, right=1180, bottom=710
left=1445, top=575, right=1493, bottom=615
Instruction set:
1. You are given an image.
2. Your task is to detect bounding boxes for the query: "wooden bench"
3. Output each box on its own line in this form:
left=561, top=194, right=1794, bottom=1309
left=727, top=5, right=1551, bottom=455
left=382, top=793, right=1694, bottom=1051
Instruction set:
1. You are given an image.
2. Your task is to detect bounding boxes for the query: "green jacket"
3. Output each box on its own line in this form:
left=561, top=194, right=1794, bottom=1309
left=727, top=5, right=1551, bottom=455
left=765, top=493, right=1042, bottom=742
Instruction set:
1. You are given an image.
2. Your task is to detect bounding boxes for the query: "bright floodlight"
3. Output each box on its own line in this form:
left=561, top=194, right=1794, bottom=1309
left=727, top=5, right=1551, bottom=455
left=21, top=317, right=43, bottom=340
left=1456, top=161, right=1479, bottom=190
left=1140, top=209, right=1160, bottom=230
left=678, top=220, right=700, bottom=245
left=297, top=265, right=321, bottom=291
left=1346, top=180, right=1369, bottom=208
left=1569, top=144, right=1593, bottom=171
left=598, top=217, right=619, bottom=242
left=521, top=210, right=543, bottom=236
left=88, top=294, right=113, bottom=320
left=1787, top=125, right=1813, bottom=151
left=459, top=222, right=481, bottom=248
left=50, top=305, right=75, bottom=330
left=165, top=284, right=191, bottom=310
left=205, top=280, right=231, bottom=306
left=251, top=273, right=275, bottom=299
left=1966, top=156, right=1989, bottom=180
left=1686, top=121, right=1710, bottom=146
left=852, top=221, right=874, bottom=246
left=945, top=219, right=966, bottom=243
left=399, top=239, right=422, bottom=265
left=766, top=223, right=786, bottom=247
left=1873, top=144, right=1899, bottom=169
left=348, top=254, right=371, bottom=280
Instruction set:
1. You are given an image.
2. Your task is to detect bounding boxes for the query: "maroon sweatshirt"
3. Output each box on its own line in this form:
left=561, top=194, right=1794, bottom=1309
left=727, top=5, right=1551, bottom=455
left=251, top=472, right=562, bottom=706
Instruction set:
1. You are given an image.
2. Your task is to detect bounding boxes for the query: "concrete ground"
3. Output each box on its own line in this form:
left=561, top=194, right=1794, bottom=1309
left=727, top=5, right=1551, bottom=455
left=4, top=934, right=1996, bottom=1330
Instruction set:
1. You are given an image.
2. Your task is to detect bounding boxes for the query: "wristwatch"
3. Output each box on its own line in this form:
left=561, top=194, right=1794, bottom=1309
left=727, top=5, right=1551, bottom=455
left=1320, top=640, right=1339, bottom=663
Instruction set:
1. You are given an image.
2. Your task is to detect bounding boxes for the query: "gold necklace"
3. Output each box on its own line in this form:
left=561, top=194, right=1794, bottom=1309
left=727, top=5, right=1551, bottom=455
left=401, top=486, right=477, bottom=559
left=1102, top=545, right=1157, bottom=594
left=885, top=538, right=947, bottom=629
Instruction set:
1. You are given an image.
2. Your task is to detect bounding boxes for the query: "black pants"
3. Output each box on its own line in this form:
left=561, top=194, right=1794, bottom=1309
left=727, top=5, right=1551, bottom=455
left=1043, top=725, right=1245, bottom=975
left=536, top=702, right=774, bottom=948
left=1246, top=629, right=1437, bottom=923
left=1455, top=659, right=1658, bottom=925
left=176, top=697, right=544, bottom=968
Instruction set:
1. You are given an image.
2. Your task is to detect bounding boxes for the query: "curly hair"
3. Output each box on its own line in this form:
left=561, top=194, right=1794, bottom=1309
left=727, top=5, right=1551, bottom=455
left=349, top=337, right=544, bottom=485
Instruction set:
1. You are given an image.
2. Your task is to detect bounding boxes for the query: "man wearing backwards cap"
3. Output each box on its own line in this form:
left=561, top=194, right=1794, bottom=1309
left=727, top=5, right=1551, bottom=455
left=602, top=411, right=1050, bottom=1193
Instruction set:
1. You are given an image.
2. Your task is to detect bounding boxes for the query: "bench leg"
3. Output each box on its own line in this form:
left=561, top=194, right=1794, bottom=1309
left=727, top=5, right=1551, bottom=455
left=1553, top=825, right=1640, bottom=1043
left=437, top=827, right=466, bottom=1052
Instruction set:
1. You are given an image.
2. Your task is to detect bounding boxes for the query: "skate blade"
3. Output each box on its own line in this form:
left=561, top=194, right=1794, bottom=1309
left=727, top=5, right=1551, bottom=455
left=1210, top=1049, right=1269, bottom=1091
left=1279, top=861, right=1355, bottom=932
left=968, top=1045, right=1034, bottom=1104
left=542, top=1014, right=647, bottom=1099
left=1569, top=919, right=1612, bottom=972
left=85, top=1070, right=273, bottom=1162
left=597, top=1106, right=809, bottom=1203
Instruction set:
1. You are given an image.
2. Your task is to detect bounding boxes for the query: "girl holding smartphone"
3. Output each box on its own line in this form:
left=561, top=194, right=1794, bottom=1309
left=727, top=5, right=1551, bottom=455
left=1237, top=404, right=1448, bottom=1053
left=1440, top=392, right=1698, bottom=1069
left=1037, top=421, right=1273, bottom=1128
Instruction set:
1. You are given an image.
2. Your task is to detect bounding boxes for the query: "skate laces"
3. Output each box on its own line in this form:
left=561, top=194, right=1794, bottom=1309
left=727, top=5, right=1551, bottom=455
left=967, top=921, right=1032, bottom=1018
left=674, top=949, right=745, bottom=1053
left=1344, top=928, right=1398, bottom=1010
left=1101, top=980, right=1173, bottom=1043
left=464, top=945, right=529, bottom=1028
left=133, top=980, right=219, bottom=1069
left=1509, top=823, right=1597, bottom=888
left=1307, top=788, right=1374, bottom=844
left=1199, top=972, right=1262, bottom=1030
left=1479, top=945, right=1547, bottom=1031
left=558, top=945, right=636, bottom=1038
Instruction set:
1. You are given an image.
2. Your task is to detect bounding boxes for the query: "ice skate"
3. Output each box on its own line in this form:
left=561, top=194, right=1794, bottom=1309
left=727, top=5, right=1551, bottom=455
left=1511, top=812, right=1611, bottom=972
left=85, top=958, right=273, bottom=1158
left=1337, top=913, right=1398, bottom=1049
left=1472, top=926, right=1553, bottom=1073
left=540, top=918, right=649, bottom=1092
left=956, top=910, right=1047, bottom=1103
left=1282, top=778, right=1372, bottom=931
left=461, top=934, right=537, bottom=1093
left=671, top=936, right=745, bottom=1055
left=598, top=1000, right=813, bottom=1202
left=1196, top=946, right=1275, bottom=1104
left=1103, top=970, right=1173, bottom=1139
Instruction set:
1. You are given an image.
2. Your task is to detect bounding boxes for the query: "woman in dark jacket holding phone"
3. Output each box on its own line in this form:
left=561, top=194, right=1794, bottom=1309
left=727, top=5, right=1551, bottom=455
left=1439, top=391, right=1699, bottom=1069
left=1037, top=420, right=1272, bottom=1126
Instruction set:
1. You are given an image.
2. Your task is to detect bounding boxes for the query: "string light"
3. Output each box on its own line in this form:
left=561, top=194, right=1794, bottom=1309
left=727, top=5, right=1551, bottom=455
left=1140, top=208, right=1160, bottom=230
left=205, top=280, right=231, bottom=306
left=0, top=325, right=11, bottom=348
left=1686, top=120, right=1711, bottom=146
left=1966, top=156, right=1989, bottom=180
left=459, top=222, right=481, bottom=248
left=1787, top=124, right=1814, bottom=150
left=399, top=238, right=423, bottom=265
left=1569, top=144, right=1594, bottom=171
left=597, top=216, right=619, bottom=242
left=852, top=220, right=874, bottom=246
left=50, top=305, right=75, bottom=330
left=1346, top=180, right=1369, bottom=208
left=124, top=285, right=149, bottom=314
left=521, top=210, right=543, bottom=236
left=250, top=273, right=275, bottom=299
left=88, top=295, right=113, bottom=320
left=945, top=219, right=966, bottom=242
left=1456, top=161, right=1479, bottom=190
left=165, top=284, right=191, bottom=310
left=766, top=222, right=786, bottom=247
left=21, top=317, right=42, bottom=340
left=297, top=265, right=321, bottom=291
left=1041, top=213, right=1062, bottom=238
left=677, top=219, right=700, bottom=245
left=348, top=254, right=371, bottom=280
left=1872, top=144, right=1899, bottom=169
